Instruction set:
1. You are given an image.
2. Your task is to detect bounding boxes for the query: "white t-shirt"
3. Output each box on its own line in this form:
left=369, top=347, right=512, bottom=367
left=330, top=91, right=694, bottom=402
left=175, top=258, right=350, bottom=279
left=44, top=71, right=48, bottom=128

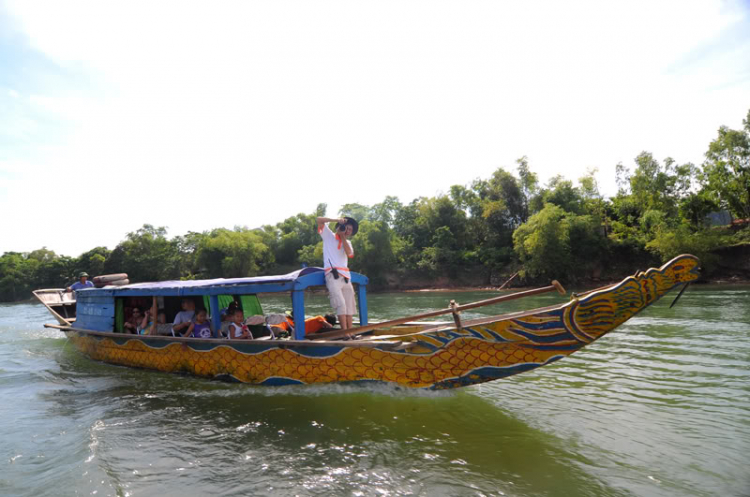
left=228, top=322, right=247, bottom=339
left=172, top=310, right=195, bottom=334
left=320, top=224, right=353, bottom=279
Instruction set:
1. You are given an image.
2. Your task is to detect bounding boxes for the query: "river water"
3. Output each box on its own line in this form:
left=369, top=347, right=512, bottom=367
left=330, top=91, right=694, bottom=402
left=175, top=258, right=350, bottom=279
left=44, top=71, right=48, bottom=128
left=0, top=286, right=748, bottom=496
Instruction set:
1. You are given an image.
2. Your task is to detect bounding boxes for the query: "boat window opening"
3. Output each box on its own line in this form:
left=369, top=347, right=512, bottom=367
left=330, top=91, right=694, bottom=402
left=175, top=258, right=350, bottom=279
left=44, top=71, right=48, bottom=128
left=114, top=296, right=203, bottom=333
left=112, top=295, right=267, bottom=336
left=115, top=297, right=154, bottom=333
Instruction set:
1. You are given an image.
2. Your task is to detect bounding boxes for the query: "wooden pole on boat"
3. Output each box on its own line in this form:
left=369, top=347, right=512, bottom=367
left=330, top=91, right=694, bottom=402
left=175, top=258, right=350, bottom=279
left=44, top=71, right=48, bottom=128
left=449, top=300, right=462, bottom=330
left=498, top=271, right=519, bottom=290
left=310, top=280, right=567, bottom=340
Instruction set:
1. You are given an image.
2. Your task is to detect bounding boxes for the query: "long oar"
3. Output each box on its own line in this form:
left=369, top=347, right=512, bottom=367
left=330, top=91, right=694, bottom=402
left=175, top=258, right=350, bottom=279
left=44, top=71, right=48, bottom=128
left=669, top=283, right=690, bottom=309
left=310, top=280, right=567, bottom=340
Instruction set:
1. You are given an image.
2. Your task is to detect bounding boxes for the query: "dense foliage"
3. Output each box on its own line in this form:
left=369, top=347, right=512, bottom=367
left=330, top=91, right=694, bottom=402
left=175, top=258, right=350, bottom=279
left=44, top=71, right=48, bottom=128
left=2, top=110, right=749, bottom=301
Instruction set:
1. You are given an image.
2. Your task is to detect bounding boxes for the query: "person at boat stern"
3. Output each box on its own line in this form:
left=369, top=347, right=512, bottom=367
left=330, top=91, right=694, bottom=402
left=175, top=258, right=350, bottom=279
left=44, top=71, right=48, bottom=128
left=316, top=216, right=358, bottom=332
left=66, top=272, right=94, bottom=292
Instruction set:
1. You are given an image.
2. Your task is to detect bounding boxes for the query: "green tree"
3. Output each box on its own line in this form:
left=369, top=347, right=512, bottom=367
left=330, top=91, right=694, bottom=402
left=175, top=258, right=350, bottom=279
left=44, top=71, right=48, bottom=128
left=349, top=220, right=398, bottom=285
left=28, top=247, right=57, bottom=263
left=702, top=109, right=750, bottom=219
left=540, top=175, right=585, bottom=215
left=517, top=156, right=539, bottom=220
left=679, top=192, right=719, bottom=229
left=195, top=228, right=273, bottom=278
left=513, top=204, right=571, bottom=280
left=578, top=168, right=606, bottom=221
left=339, top=203, right=371, bottom=222
left=104, top=225, right=182, bottom=282
left=297, top=242, right=323, bottom=268
left=75, top=246, right=111, bottom=277
left=622, top=152, right=696, bottom=222
left=469, top=168, right=527, bottom=270
left=646, top=225, right=724, bottom=274
left=513, top=204, right=608, bottom=281
left=0, top=252, right=34, bottom=301
left=174, top=231, right=208, bottom=278
left=369, top=196, right=402, bottom=225
left=271, top=209, right=324, bottom=268
left=34, top=255, right=75, bottom=289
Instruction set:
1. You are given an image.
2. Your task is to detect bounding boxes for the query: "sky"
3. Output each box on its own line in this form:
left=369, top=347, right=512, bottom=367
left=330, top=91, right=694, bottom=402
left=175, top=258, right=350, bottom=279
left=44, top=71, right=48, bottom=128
left=1, top=0, right=749, bottom=257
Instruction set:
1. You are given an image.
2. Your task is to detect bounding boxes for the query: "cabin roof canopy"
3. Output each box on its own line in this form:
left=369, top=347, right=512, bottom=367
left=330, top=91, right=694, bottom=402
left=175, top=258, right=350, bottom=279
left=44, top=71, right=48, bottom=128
left=79, top=267, right=368, bottom=297
left=123, top=267, right=320, bottom=290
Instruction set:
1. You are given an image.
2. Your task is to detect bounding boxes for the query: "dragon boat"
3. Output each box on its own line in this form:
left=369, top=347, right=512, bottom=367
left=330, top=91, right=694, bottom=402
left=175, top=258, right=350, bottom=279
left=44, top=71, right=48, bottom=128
left=41, top=254, right=700, bottom=390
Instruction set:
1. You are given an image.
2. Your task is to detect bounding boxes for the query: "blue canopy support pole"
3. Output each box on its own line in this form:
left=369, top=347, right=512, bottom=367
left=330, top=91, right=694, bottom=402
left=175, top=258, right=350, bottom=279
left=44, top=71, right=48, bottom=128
left=209, top=295, right=220, bottom=338
left=292, top=290, right=306, bottom=340
left=357, top=284, right=368, bottom=326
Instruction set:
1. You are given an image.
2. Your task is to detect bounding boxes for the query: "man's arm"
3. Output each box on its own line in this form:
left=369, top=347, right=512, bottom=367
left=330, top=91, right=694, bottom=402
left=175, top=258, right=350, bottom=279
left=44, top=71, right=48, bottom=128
left=339, top=231, right=354, bottom=257
left=148, top=297, right=158, bottom=336
left=316, top=217, right=345, bottom=230
left=183, top=322, right=195, bottom=338
left=172, top=314, right=191, bottom=332
left=139, top=312, right=149, bottom=331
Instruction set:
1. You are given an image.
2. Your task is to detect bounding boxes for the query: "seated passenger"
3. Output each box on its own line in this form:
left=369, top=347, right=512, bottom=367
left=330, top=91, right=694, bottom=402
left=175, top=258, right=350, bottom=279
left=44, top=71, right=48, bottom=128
left=124, top=307, right=142, bottom=334
left=139, top=297, right=174, bottom=336
left=227, top=309, right=251, bottom=339
left=172, top=299, right=196, bottom=336
left=183, top=309, right=213, bottom=338
left=219, top=302, right=239, bottom=338
left=151, top=310, right=174, bottom=336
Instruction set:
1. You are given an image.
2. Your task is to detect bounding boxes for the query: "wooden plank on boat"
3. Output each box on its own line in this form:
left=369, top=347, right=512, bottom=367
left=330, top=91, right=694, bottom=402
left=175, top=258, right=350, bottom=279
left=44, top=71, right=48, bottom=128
left=309, top=281, right=567, bottom=340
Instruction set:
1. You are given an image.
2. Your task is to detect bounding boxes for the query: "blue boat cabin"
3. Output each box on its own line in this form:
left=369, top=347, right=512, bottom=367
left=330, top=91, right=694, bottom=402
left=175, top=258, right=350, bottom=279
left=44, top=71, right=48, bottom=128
left=73, top=268, right=369, bottom=340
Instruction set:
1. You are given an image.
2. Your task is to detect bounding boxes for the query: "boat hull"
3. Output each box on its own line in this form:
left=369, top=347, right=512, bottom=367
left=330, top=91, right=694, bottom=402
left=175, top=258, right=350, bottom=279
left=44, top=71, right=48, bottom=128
left=33, top=289, right=76, bottom=325
left=58, top=254, right=700, bottom=389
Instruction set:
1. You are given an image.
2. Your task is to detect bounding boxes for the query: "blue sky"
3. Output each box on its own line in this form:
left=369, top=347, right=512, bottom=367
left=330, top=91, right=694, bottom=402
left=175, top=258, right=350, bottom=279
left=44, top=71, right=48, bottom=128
left=1, top=0, right=749, bottom=257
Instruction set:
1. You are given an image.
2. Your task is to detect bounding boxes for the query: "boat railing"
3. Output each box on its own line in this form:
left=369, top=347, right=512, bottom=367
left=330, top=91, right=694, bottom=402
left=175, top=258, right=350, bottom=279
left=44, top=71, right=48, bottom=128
left=33, top=289, right=76, bottom=305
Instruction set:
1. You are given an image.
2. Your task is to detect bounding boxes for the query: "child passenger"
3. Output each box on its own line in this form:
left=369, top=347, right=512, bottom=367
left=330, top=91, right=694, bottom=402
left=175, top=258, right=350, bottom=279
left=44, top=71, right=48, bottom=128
left=227, top=309, right=251, bottom=339
left=183, top=309, right=213, bottom=338
left=219, top=301, right=239, bottom=338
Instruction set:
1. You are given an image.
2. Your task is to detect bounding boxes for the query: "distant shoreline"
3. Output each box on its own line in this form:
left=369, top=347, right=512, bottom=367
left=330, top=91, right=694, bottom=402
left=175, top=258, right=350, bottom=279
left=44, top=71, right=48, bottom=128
left=399, top=277, right=750, bottom=293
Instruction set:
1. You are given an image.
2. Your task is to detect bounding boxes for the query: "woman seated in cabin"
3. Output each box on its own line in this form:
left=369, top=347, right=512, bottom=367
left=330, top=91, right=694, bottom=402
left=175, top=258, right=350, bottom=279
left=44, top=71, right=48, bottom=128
left=124, top=307, right=143, bottom=334
left=182, top=308, right=213, bottom=338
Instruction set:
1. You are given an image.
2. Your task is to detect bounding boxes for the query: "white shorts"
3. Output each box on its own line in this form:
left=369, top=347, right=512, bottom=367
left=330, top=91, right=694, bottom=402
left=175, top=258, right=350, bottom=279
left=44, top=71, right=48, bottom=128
left=325, top=272, right=356, bottom=316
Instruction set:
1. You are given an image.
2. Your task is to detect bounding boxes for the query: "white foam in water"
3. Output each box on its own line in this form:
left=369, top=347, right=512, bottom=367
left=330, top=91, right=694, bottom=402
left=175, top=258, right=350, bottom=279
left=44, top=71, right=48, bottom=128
left=176, top=380, right=458, bottom=399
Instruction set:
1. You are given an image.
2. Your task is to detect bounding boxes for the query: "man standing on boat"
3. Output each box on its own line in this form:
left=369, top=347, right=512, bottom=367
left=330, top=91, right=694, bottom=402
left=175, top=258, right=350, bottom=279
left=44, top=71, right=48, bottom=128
left=66, top=272, right=94, bottom=292
left=316, top=216, right=358, bottom=333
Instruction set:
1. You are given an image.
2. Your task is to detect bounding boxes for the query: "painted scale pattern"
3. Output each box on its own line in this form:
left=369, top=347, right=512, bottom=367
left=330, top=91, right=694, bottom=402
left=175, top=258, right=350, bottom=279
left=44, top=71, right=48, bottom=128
left=66, top=255, right=700, bottom=389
